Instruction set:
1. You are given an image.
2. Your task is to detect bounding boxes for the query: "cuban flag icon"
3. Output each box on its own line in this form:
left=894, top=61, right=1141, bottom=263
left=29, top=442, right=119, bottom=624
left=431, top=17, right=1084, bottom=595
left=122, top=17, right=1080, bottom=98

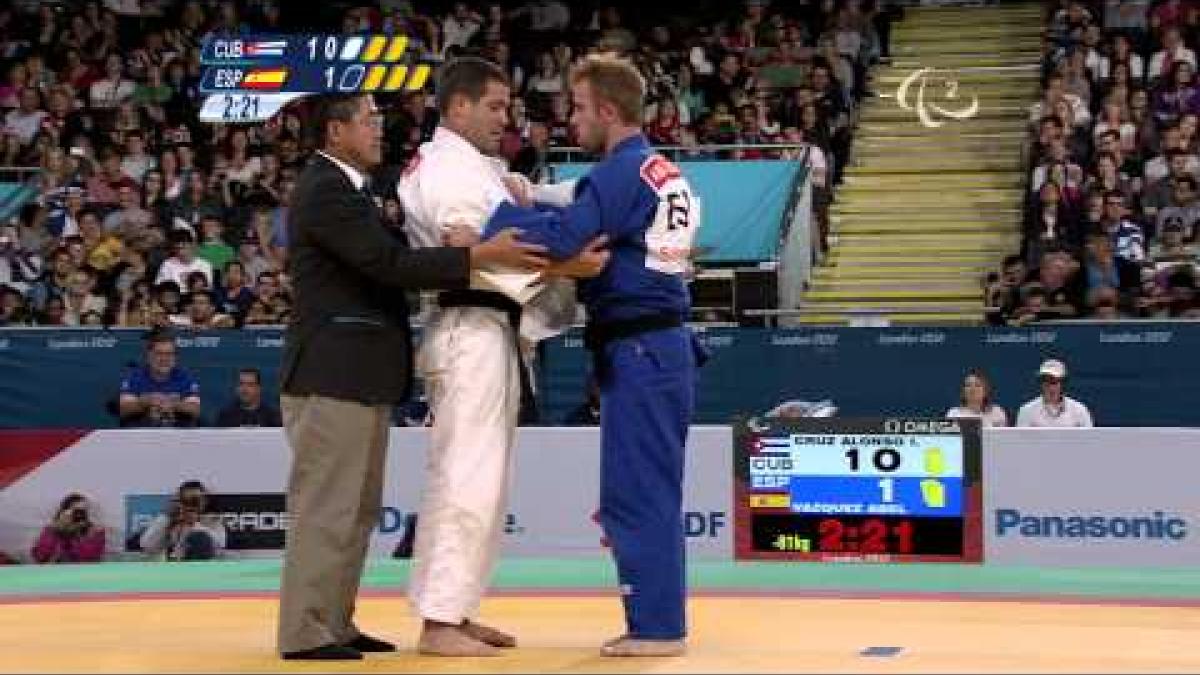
left=753, top=436, right=792, bottom=456
left=245, top=40, right=287, bottom=57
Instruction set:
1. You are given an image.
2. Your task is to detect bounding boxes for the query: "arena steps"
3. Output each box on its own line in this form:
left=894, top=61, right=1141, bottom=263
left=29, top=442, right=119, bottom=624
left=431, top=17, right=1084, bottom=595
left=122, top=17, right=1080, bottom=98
left=796, top=1, right=1039, bottom=326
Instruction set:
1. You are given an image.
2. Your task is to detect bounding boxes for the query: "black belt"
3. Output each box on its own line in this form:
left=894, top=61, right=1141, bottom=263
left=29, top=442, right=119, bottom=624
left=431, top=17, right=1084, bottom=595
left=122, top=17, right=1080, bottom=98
left=437, top=289, right=538, bottom=424
left=582, top=314, right=683, bottom=352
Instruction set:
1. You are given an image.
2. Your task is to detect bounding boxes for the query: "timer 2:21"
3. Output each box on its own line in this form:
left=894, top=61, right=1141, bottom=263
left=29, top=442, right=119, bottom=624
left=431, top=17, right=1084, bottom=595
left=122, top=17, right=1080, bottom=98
left=819, top=517, right=914, bottom=554
left=221, top=94, right=260, bottom=121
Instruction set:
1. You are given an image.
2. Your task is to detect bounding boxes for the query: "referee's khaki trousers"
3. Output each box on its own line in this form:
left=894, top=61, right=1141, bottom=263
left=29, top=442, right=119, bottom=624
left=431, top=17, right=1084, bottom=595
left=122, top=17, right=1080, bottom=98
left=277, top=394, right=390, bottom=655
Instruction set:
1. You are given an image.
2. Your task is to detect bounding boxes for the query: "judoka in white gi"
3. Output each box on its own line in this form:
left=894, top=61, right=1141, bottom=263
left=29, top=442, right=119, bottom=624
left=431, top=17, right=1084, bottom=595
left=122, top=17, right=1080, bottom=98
left=396, top=56, right=606, bottom=656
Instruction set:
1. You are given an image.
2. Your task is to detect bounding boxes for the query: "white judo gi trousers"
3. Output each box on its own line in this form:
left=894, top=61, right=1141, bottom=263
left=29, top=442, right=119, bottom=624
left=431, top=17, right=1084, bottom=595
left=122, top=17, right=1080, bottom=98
left=408, top=303, right=521, bottom=622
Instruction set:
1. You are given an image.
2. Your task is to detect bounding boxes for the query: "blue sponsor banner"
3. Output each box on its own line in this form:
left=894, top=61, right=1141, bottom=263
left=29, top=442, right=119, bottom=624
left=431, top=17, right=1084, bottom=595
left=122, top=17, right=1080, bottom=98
left=1, top=324, right=1199, bottom=428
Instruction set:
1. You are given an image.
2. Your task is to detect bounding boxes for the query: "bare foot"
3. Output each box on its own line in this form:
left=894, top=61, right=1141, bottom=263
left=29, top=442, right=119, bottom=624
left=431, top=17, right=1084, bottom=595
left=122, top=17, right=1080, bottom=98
left=417, top=621, right=500, bottom=657
left=600, top=636, right=686, bottom=657
left=461, top=620, right=517, bottom=648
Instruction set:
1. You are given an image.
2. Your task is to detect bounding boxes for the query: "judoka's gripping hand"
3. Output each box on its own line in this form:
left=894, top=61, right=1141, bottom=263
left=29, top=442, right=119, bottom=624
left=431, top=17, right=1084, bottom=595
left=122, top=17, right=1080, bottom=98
left=503, top=173, right=535, bottom=208
left=544, top=235, right=610, bottom=279
left=469, top=228, right=548, bottom=271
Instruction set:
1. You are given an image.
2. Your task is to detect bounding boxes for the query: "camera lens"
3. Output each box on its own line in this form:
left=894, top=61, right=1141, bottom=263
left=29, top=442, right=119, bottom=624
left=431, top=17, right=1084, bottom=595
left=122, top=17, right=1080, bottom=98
left=71, top=509, right=87, bottom=523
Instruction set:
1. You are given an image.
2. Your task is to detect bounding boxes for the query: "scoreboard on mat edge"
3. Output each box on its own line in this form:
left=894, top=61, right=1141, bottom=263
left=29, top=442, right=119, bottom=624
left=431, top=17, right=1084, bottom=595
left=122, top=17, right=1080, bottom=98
left=733, top=417, right=983, bottom=563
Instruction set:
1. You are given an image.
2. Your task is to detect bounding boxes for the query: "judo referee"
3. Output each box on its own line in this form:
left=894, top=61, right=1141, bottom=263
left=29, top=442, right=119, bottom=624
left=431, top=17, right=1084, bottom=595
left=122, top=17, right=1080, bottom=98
left=397, top=57, right=609, bottom=656
left=485, top=54, right=703, bottom=657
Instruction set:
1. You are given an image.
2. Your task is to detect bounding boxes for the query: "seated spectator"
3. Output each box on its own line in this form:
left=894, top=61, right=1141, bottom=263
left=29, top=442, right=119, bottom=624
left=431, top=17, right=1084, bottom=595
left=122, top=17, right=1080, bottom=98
left=1143, top=149, right=1197, bottom=218
left=26, top=247, right=74, bottom=313
left=235, top=228, right=271, bottom=282
left=92, top=164, right=140, bottom=219
left=179, top=290, right=234, bottom=329
left=1008, top=284, right=1050, bottom=326
left=3, top=88, right=47, bottom=146
left=1092, top=97, right=1138, bottom=152
left=1143, top=124, right=1199, bottom=184
left=215, top=368, right=281, bottom=427
left=37, top=295, right=68, bottom=326
left=0, top=284, right=28, bottom=326
left=88, top=53, right=135, bottom=110
left=215, top=260, right=255, bottom=320
left=243, top=297, right=277, bottom=326
left=645, top=97, right=683, bottom=146
left=155, top=229, right=214, bottom=290
left=1152, top=221, right=1199, bottom=271
left=1059, top=49, right=1093, bottom=105
left=1086, top=285, right=1123, bottom=319
left=196, top=215, right=235, bottom=274
left=31, top=492, right=105, bottom=564
left=138, top=480, right=227, bottom=561
left=1148, top=25, right=1196, bottom=83
left=946, top=369, right=1008, bottom=427
left=1029, top=73, right=1091, bottom=130
left=1025, top=182, right=1079, bottom=262
left=1164, top=265, right=1200, bottom=315
left=1154, top=175, right=1200, bottom=237
left=1099, top=191, right=1147, bottom=263
left=1030, top=139, right=1084, bottom=197
left=1084, top=152, right=1136, bottom=207
left=1152, top=61, right=1200, bottom=124
left=1082, top=229, right=1140, bottom=299
left=117, top=331, right=201, bottom=428
left=76, top=208, right=123, bottom=274
left=1038, top=249, right=1085, bottom=318
left=61, top=267, right=107, bottom=326
left=1016, top=359, right=1094, bottom=427
left=119, top=131, right=154, bottom=184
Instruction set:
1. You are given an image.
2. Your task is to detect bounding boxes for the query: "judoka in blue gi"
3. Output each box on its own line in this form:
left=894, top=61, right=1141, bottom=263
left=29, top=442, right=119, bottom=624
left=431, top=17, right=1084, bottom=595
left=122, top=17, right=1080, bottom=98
left=484, top=54, right=705, bottom=657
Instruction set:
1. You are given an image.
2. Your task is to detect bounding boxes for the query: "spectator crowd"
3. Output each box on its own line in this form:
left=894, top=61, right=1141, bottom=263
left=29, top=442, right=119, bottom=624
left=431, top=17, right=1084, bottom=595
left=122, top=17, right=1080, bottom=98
left=0, top=0, right=889, bottom=331
left=988, top=0, right=1200, bottom=324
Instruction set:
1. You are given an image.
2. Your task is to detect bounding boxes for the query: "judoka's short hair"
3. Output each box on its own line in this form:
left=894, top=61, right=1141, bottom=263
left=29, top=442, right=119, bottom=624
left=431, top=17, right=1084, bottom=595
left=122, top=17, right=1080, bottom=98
left=436, top=57, right=510, bottom=114
left=569, top=54, right=645, bottom=126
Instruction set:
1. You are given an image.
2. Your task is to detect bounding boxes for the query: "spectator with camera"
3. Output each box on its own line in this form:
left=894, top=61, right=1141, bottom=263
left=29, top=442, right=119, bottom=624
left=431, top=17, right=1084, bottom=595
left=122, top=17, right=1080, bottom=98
left=31, top=492, right=105, bottom=564
left=138, top=480, right=227, bottom=561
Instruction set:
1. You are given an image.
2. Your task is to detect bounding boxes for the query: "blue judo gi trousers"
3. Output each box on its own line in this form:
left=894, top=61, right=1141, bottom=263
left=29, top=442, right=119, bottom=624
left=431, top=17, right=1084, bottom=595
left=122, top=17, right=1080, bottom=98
left=594, top=325, right=696, bottom=640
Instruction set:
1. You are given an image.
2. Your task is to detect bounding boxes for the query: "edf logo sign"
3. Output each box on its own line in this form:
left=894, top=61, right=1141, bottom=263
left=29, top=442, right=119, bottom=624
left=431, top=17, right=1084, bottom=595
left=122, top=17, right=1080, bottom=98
left=684, top=511, right=726, bottom=538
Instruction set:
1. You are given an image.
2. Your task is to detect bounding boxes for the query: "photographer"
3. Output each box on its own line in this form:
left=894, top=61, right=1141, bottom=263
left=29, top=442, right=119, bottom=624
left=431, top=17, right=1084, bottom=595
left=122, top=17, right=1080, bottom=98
left=138, top=480, right=227, bottom=561
left=31, top=493, right=106, bottom=564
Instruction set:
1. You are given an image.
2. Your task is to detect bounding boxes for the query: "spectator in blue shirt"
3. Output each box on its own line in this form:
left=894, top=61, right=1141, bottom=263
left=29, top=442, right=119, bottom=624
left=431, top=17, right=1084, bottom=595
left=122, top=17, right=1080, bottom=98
left=117, top=331, right=201, bottom=427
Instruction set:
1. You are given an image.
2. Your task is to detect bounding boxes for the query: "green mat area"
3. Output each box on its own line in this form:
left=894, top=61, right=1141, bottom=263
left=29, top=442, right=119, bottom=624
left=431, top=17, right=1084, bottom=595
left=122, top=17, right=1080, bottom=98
left=3, top=559, right=1200, bottom=601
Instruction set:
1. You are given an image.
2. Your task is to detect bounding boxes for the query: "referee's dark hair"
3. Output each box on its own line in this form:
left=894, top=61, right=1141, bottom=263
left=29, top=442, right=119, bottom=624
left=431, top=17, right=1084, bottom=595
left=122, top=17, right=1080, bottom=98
left=306, top=93, right=369, bottom=149
left=435, top=57, right=510, bottom=115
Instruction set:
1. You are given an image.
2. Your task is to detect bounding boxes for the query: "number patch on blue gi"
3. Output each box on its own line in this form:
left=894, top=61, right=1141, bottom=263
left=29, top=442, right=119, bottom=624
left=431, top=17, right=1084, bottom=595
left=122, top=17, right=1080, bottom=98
left=640, top=155, right=699, bottom=276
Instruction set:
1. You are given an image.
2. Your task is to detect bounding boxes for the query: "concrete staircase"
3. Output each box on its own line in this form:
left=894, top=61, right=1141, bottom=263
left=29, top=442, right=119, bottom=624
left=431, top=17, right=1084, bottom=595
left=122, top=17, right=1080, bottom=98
left=795, top=2, right=1042, bottom=325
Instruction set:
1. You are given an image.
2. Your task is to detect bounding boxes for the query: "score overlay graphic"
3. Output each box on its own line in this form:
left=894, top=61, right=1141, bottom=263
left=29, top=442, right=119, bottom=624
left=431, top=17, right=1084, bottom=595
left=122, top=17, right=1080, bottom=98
left=733, top=417, right=983, bottom=563
left=197, top=34, right=434, bottom=123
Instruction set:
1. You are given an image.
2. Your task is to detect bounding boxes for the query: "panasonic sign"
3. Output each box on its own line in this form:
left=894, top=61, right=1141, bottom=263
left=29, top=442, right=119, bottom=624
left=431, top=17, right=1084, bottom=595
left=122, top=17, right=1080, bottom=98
left=995, top=509, right=1187, bottom=541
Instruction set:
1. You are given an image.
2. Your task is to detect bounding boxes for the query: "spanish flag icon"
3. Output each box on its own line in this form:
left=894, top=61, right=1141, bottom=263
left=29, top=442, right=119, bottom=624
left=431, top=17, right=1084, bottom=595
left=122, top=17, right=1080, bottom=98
left=243, top=68, right=289, bottom=90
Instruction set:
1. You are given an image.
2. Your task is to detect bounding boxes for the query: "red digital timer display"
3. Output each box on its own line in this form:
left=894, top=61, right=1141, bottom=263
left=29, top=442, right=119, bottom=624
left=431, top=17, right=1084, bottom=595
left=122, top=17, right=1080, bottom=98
left=734, top=417, right=983, bottom=563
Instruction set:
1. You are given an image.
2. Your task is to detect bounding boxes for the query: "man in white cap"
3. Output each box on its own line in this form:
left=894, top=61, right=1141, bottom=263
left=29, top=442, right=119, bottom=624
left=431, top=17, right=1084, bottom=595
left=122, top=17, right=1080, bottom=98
left=1015, top=359, right=1094, bottom=427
